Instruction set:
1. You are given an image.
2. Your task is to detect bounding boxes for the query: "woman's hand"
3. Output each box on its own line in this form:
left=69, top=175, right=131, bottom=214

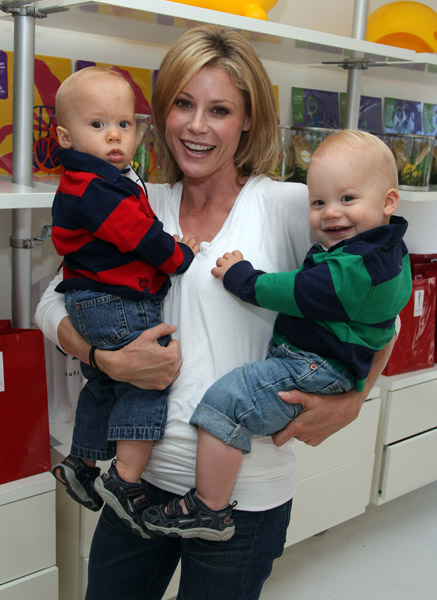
left=58, top=317, right=181, bottom=390
left=212, top=250, right=245, bottom=280
left=272, top=388, right=364, bottom=447
left=96, top=324, right=182, bottom=389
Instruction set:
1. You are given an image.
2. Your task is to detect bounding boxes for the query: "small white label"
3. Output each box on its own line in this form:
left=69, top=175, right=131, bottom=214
left=414, top=289, right=424, bottom=317
left=0, top=351, right=4, bottom=392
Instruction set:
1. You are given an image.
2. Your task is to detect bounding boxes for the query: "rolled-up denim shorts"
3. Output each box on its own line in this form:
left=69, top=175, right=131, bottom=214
left=190, top=339, right=355, bottom=454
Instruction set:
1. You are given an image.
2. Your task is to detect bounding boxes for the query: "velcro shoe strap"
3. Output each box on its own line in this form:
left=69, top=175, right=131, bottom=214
left=184, top=489, right=199, bottom=513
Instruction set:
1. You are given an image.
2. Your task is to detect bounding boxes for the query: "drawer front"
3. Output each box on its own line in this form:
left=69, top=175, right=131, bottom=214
left=0, top=491, right=56, bottom=584
left=379, top=428, right=437, bottom=501
left=0, top=566, right=58, bottom=600
left=286, top=454, right=374, bottom=547
left=384, top=380, right=437, bottom=444
left=293, top=398, right=380, bottom=479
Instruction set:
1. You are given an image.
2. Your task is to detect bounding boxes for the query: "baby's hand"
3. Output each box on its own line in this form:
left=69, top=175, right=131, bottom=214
left=174, top=234, right=200, bottom=255
left=211, top=250, right=245, bottom=280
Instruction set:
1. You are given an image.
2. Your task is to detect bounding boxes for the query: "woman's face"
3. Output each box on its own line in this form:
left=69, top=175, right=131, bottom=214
left=165, top=66, right=251, bottom=182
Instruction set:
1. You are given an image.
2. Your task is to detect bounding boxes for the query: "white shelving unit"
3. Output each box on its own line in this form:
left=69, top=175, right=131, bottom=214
left=372, top=366, right=437, bottom=505
left=0, top=472, right=57, bottom=599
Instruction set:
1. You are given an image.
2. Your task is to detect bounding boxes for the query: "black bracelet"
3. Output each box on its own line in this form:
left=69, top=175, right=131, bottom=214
left=89, top=345, right=106, bottom=376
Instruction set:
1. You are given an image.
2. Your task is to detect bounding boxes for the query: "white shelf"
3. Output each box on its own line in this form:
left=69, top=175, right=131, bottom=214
left=399, top=189, right=437, bottom=202
left=0, top=176, right=57, bottom=209
left=0, top=471, right=54, bottom=506
left=1, top=0, right=422, bottom=67
left=377, top=364, right=437, bottom=392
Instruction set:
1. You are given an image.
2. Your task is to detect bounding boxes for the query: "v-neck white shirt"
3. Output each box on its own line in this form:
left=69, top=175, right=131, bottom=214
left=146, top=175, right=312, bottom=510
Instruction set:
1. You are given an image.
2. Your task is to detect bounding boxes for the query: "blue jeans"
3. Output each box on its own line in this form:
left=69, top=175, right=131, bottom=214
left=65, top=289, right=169, bottom=461
left=191, top=340, right=355, bottom=454
left=85, top=483, right=292, bottom=600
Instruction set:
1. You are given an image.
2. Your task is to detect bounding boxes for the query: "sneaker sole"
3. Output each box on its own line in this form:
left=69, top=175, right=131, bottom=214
left=52, top=464, right=102, bottom=511
left=144, top=522, right=235, bottom=542
left=94, top=477, right=151, bottom=539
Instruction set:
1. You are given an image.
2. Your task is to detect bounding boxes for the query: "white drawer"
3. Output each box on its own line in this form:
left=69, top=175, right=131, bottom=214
left=0, top=489, right=56, bottom=584
left=293, top=397, right=380, bottom=479
left=379, top=428, right=437, bottom=501
left=383, top=379, right=437, bottom=445
left=0, top=566, right=58, bottom=600
left=286, top=454, right=375, bottom=547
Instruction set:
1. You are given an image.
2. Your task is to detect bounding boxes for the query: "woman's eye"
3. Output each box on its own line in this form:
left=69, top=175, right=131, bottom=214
left=175, top=98, right=191, bottom=109
left=212, top=106, right=229, bottom=116
left=91, top=121, right=103, bottom=129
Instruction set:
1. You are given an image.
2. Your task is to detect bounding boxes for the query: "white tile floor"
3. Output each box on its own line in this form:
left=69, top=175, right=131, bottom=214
left=261, top=482, right=437, bottom=600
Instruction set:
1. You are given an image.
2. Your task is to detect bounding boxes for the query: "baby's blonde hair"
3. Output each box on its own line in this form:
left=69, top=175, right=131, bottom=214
left=55, top=66, right=135, bottom=127
left=311, top=129, right=398, bottom=189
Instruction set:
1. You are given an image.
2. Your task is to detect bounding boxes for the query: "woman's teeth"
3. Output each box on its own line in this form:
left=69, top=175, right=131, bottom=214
left=183, top=141, right=215, bottom=152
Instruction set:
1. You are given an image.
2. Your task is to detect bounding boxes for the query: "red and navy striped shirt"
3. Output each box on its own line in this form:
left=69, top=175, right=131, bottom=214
left=52, top=149, right=194, bottom=300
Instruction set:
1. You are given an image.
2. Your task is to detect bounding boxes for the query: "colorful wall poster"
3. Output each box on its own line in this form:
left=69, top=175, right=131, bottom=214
left=339, top=93, right=383, bottom=133
left=0, top=52, right=72, bottom=176
left=384, top=98, right=423, bottom=134
left=292, top=87, right=340, bottom=129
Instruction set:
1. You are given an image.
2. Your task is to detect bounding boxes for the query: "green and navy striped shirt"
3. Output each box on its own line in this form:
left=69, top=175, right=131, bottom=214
left=223, top=216, right=412, bottom=391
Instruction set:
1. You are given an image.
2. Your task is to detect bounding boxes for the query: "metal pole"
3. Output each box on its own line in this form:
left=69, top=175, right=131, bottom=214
left=344, top=0, right=369, bottom=130
left=10, top=7, right=36, bottom=328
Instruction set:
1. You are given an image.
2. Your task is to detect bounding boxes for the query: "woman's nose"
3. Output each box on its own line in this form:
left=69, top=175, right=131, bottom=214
left=188, top=110, right=208, bottom=134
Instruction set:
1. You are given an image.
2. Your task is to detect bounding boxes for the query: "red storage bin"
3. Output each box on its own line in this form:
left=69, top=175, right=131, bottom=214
left=383, top=277, right=436, bottom=376
left=0, top=320, right=51, bottom=484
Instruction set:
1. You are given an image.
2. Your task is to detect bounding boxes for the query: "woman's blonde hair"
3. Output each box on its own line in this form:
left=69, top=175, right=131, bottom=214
left=152, top=25, right=279, bottom=183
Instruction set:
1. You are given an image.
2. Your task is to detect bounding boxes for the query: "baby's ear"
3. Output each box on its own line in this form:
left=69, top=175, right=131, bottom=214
left=383, top=188, right=400, bottom=217
left=56, top=125, right=72, bottom=149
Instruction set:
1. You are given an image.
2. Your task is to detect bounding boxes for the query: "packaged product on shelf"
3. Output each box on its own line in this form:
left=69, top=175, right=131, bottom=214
left=287, top=126, right=338, bottom=184
left=385, top=133, right=434, bottom=190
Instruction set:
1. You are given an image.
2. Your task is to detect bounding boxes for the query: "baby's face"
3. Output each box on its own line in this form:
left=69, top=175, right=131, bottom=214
left=307, top=145, right=397, bottom=248
left=61, top=76, right=137, bottom=170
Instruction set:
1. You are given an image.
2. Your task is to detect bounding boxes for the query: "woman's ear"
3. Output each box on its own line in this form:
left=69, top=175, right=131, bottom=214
left=56, top=125, right=72, bottom=149
left=383, top=188, right=400, bottom=217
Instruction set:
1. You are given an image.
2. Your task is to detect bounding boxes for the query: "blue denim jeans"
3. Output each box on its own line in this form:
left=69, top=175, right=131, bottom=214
left=190, top=340, right=355, bottom=454
left=85, top=483, right=292, bottom=600
left=65, top=289, right=169, bottom=461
